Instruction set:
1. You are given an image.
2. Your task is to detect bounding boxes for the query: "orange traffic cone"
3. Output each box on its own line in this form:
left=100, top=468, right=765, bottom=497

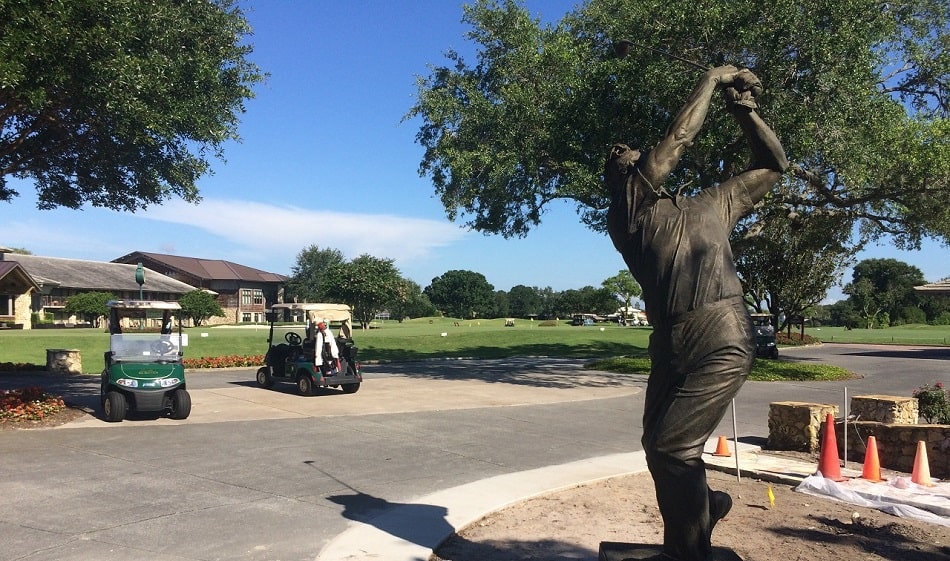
left=817, top=413, right=846, bottom=481
left=861, top=435, right=884, bottom=482
left=911, top=440, right=934, bottom=487
left=713, top=435, right=732, bottom=457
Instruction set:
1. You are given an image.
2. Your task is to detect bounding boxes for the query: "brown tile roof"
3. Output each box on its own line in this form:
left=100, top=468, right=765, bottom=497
left=2, top=254, right=196, bottom=294
left=0, top=261, right=40, bottom=291
left=113, top=251, right=286, bottom=283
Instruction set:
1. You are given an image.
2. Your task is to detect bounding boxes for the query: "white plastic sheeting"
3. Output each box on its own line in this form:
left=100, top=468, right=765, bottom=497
left=795, top=473, right=950, bottom=527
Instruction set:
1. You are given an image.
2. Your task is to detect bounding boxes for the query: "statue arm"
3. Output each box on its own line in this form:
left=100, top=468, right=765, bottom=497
left=639, top=66, right=749, bottom=189
left=726, top=107, right=788, bottom=204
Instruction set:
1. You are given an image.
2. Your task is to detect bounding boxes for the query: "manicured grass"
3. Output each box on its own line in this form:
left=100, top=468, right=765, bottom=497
left=2, top=317, right=946, bottom=377
left=0, top=318, right=654, bottom=371
left=810, top=324, right=950, bottom=346
left=586, top=356, right=852, bottom=382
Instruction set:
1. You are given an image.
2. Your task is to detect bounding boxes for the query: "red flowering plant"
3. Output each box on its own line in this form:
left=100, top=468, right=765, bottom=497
left=0, top=387, right=67, bottom=422
left=912, top=382, right=950, bottom=424
left=182, top=355, right=265, bottom=369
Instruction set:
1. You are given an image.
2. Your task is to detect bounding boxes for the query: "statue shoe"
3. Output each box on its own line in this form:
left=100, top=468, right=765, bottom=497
left=710, top=490, right=733, bottom=530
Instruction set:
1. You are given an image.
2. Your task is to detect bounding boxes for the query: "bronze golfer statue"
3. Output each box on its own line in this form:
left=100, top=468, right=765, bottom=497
left=604, top=65, right=788, bottom=561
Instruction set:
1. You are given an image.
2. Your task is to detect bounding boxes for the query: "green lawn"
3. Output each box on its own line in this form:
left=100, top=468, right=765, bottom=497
left=0, top=317, right=653, bottom=370
left=3, top=318, right=947, bottom=380
left=807, top=324, right=950, bottom=346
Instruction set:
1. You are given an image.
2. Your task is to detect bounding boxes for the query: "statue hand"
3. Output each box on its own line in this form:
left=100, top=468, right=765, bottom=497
left=709, top=67, right=763, bottom=96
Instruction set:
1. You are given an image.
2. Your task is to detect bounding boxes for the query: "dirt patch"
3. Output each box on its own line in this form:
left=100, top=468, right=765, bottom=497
left=432, top=469, right=950, bottom=561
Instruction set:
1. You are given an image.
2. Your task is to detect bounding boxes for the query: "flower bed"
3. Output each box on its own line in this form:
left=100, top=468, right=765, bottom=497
left=0, top=387, right=67, bottom=422
left=182, top=354, right=265, bottom=369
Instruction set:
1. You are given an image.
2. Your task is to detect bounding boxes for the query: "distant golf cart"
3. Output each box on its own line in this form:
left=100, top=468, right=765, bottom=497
left=256, top=303, right=362, bottom=395
left=750, top=313, right=779, bottom=359
left=100, top=300, right=191, bottom=422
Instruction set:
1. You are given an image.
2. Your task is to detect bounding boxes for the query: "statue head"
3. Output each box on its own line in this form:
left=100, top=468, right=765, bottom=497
left=605, top=144, right=642, bottom=190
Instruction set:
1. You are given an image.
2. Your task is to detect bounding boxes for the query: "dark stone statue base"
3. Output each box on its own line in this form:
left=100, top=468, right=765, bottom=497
left=598, top=542, right=744, bottom=561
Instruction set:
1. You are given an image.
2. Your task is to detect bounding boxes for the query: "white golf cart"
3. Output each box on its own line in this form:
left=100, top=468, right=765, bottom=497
left=256, top=303, right=362, bottom=395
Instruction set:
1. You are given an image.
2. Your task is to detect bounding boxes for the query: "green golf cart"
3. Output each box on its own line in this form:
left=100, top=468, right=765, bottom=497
left=750, top=313, right=779, bottom=359
left=256, top=303, right=362, bottom=395
left=100, top=300, right=191, bottom=422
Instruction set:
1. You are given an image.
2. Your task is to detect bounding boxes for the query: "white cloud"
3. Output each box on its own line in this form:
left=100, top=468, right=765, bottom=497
left=142, top=197, right=468, bottom=263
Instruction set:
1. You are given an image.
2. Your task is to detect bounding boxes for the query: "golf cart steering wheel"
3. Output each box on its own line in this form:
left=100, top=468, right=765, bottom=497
left=285, top=332, right=302, bottom=346
left=150, top=339, right=175, bottom=355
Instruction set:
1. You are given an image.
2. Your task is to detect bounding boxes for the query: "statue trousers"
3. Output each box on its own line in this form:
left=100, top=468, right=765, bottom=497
left=642, top=296, right=754, bottom=561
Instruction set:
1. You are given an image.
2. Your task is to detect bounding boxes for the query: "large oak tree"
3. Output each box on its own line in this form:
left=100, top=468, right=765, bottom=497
left=0, top=0, right=263, bottom=210
left=410, top=0, right=949, bottom=309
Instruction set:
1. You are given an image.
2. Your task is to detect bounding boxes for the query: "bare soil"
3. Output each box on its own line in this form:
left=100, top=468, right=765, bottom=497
left=432, top=469, right=950, bottom=561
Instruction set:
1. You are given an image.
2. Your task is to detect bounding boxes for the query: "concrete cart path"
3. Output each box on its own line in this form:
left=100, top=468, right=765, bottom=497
left=58, top=373, right=644, bottom=428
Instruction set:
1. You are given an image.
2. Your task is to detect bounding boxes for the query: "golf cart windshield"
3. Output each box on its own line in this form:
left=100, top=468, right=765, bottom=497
left=106, top=300, right=184, bottom=362
left=110, top=334, right=183, bottom=362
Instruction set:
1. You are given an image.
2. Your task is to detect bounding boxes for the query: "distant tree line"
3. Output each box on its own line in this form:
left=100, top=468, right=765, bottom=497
left=814, top=258, right=950, bottom=329
left=284, top=246, right=644, bottom=324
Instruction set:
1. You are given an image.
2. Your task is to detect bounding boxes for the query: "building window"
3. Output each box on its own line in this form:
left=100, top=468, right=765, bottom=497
left=241, top=289, right=252, bottom=305
left=242, top=312, right=252, bottom=323
left=253, top=289, right=263, bottom=305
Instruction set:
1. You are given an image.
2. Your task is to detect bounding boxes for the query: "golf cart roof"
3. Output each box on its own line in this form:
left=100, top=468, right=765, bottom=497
left=269, top=302, right=352, bottom=321
left=107, top=300, right=181, bottom=310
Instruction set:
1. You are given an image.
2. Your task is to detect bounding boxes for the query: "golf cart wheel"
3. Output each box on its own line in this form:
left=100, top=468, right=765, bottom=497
left=170, top=389, right=191, bottom=420
left=297, top=374, right=313, bottom=396
left=103, top=391, right=127, bottom=422
left=341, top=382, right=360, bottom=394
left=770, top=347, right=779, bottom=360
left=256, top=367, right=274, bottom=388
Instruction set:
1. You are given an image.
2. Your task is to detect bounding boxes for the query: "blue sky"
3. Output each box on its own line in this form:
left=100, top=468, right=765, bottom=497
left=0, top=0, right=945, bottom=304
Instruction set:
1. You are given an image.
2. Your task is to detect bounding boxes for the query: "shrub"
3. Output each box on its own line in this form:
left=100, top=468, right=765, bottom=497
left=0, top=362, right=45, bottom=372
left=912, top=382, right=950, bottom=424
left=775, top=333, right=819, bottom=346
left=0, top=387, right=67, bottom=422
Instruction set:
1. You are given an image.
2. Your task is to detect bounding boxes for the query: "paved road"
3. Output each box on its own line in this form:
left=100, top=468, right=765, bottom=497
left=0, top=345, right=946, bottom=561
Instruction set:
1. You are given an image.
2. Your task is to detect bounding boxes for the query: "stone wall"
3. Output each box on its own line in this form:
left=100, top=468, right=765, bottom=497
left=850, top=394, right=918, bottom=424
left=769, top=395, right=949, bottom=479
left=830, top=419, right=950, bottom=478
left=767, top=401, right=839, bottom=452
left=46, top=349, right=82, bottom=375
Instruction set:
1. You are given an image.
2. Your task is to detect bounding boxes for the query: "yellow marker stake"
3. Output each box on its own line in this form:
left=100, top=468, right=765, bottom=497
left=767, top=485, right=775, bottom=509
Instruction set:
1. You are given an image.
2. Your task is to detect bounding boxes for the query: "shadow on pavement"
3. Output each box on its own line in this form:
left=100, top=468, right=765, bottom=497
left=373, top=357, right=647, bottom=389
left=842, top=348, right=950, bottom=361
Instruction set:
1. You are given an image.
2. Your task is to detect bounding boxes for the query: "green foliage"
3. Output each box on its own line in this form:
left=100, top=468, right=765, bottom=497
left=178, top=289, right=225, bottom=327
left=64, top=291, right=115, bottom=325
left=586, top=356, right=851, bottom=382
left=844, top=258, right=927, bottom=327
left=324, top=254, right=403, bottom=329
left=551, top=285, right=619, bottom=316
left=387, top=279, right=437, bottom=321
left=602, top=270, right=641, bottom=315
left=0, top=0, right=264, bottom=208
left=286, top=245, right=346, bottom=303
left=410, top=0, right=950, bottom=252
left=508, top=284, right=544, bottom=317
left=896, top=306, right=927, bottom=325
left=735, top=208, right=856, bottom=331
left=912, top=382, right=950, bottom=423
left=424, top=269, right=496, bottom=318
